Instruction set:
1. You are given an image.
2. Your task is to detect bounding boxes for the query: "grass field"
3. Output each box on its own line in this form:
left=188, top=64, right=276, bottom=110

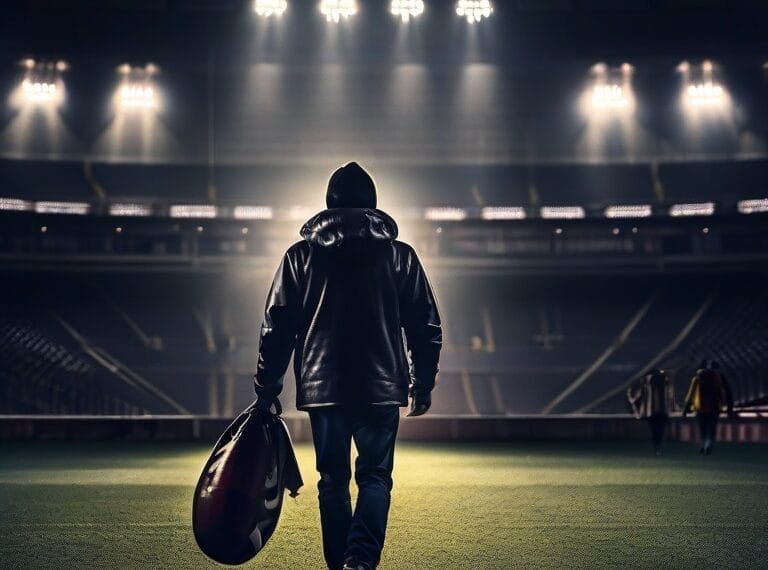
left=1, top=440, right=767, bottom=569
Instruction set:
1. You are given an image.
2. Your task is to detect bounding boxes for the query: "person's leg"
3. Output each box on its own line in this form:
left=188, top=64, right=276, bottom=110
left=707, top=414, right=720, bottom=454
left=309, top=408, right=353, bottom=570
left=649, top=415, right=665, bottom=454
left=345, top=406, right=400, bottom=568
left=645, top=417, right=657, bottom=452
left=697, top=413, right=708, bottom=453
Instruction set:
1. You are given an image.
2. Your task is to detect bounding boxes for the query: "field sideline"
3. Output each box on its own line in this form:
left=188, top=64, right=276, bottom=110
left=1, top=441, right=767, bottom=568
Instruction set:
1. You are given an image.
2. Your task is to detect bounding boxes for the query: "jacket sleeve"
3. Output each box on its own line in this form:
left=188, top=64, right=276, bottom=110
left=683, top=376, right=698, bottom=414
left=254, top=251, right=301, bottom=401
left=397, top=245, right=442, bottom=393
left=626, top=384, right=641, bottom=418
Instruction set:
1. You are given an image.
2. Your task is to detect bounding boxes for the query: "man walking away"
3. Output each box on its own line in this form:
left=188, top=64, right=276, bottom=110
left=683, top=364, right=728, bottom=455
left=709, top=361, right=735, bottom=418
left=627, top=369, right=675, bottom=456
left=253, top=162, right=443, bottom=570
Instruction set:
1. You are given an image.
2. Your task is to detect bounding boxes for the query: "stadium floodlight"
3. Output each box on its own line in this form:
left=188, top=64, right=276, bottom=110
left=584, top=62, right=635, bottom=119
left=669, top=202, right=715, bottom=217
left=16, top=58, right=67, bottom=107
left=425, top=207, right=467, bottom=221
left=604, top=204, right=652, bottom=219
left=737, top=199, right=768, bottom=214
left=119, top=83, right=156, bottom=109
left=21, top=79, right=59, bottom=104
left=254, top=0, right=287, bottom=17
left=115, top=63, right=160, bottom=111
left=456, top=0, right=492, bottom=23
left=233, top=206, right=274, bottom=220
left=320, top=0, right=357, bottom=22
left=109, top=203, right=153, bottom=217
left=390, top=0, right=424, bottom=22
left=480, top=207, right=526, bottom=220
left=169, top=205, right=218, bottom=218
left=592, top=84, right=628, bottom=108
left=0, top=198, right=31, bottom=211
left=678, top=60, right=728, bottom=110
left=540, top=206, right=585, bottom=220
left=35, top=201, right=90, bottom=215
left=685, top=83, right=724, bottom=106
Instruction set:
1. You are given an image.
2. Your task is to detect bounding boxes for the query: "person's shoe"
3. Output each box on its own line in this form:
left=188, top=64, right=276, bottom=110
left=343, top=559, right=372, bottom=570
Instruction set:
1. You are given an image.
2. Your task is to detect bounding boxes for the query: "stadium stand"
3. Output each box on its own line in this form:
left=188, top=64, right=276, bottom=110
left=2, top=271, right=765, bottom=417
left=0, top=159, right=91, bottom=201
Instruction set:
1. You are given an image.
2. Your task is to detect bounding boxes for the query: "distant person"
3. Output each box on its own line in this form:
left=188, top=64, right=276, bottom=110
left=253, top=162, right=442, bottom=570
left=683, top=362, right=730, bottom=455
left=626, top=369, right=675, bottom=456
left=709, top=361, right=735, bottom=418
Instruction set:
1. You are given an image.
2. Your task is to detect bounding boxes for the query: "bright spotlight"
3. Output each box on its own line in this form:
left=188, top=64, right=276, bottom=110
left=233, top=206, right=274, bottom=220
left=669, top=202, right=715, bottom=217
left=16, top=59, right=67, bottom=106
left=109, top=203, right=153, bottom=217
left=592, top=84, right=628, bottom=108
left=169, top=205, right=218, bottom=218
left=604, top=204, right=652, bottom=218
left=115, top=64, right=160, bottom=110
left=540, top=206, right=585, bottom=220
left=391, top=0, right=424, bottom=22
left=119, top=83, right=155, bottom=109
left=320, top=0, right=357, bottom=22
left=737, top=199, right=768, bottom=214
left=456, top=0, right=492, bottom=23
left=425, top=207, right=467, bottom=221
left=21, top=80, right=59, bottom=103
left=0, top=198, right=31, bottom=211
left=481, top=207, right=526, bottom=220
left=254, top=0, right=287, bottom=17
left=678, top=60, right=728, bottom=110
left=584, top=63, right=635, bottom=118
left=35, top=201, right=90, bottom=215
left=685, top=83, right=724, bottom=106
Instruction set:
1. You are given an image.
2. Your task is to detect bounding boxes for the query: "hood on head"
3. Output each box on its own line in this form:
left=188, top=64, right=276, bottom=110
left=300, top=208, right=398, bottom=248
left=326, top=162, right=377, bottom=209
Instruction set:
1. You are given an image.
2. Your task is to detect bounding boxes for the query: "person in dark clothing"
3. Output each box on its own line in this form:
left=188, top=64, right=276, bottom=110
left=253, top=162, right=442, bottom=570
left=627, top=369, right=675, bottom=456
left=709, top=361, right=735, bottom=417
left=683, top=364, right=729, bottom=455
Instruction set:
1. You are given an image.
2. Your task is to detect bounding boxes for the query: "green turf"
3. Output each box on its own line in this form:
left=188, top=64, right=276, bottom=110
left=1, top=441, right=767, bottom=568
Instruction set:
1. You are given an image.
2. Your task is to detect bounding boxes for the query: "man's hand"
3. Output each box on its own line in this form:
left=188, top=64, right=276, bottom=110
left=255, top=396, right=282, bottom=416
left=407, top=389, right=431, bottom=417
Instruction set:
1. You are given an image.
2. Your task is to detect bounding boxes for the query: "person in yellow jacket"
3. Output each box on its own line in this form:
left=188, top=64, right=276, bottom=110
left=683, top=362, right=733, bottom=455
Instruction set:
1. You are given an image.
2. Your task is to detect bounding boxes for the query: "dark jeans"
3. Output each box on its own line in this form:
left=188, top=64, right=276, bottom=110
left=697, top=412, right=720, bottom=448
left=309, top=405, right=400, bottom=569
left=645, top=414, right=668, bottom=448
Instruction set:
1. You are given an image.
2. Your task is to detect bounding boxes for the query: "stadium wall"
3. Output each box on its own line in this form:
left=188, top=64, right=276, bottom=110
left=0, top=415, right=766, bottom=443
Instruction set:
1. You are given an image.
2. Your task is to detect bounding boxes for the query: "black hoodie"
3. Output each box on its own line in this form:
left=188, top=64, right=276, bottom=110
left=254, top=205, right=442, bottom=410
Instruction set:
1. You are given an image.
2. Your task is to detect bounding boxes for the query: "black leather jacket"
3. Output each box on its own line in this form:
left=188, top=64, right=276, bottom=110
left=254, top=208, right=442, bottom=410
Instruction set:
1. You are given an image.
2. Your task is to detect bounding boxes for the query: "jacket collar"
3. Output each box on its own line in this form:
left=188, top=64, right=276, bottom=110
left=300, top=208, right=398, bottom=248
